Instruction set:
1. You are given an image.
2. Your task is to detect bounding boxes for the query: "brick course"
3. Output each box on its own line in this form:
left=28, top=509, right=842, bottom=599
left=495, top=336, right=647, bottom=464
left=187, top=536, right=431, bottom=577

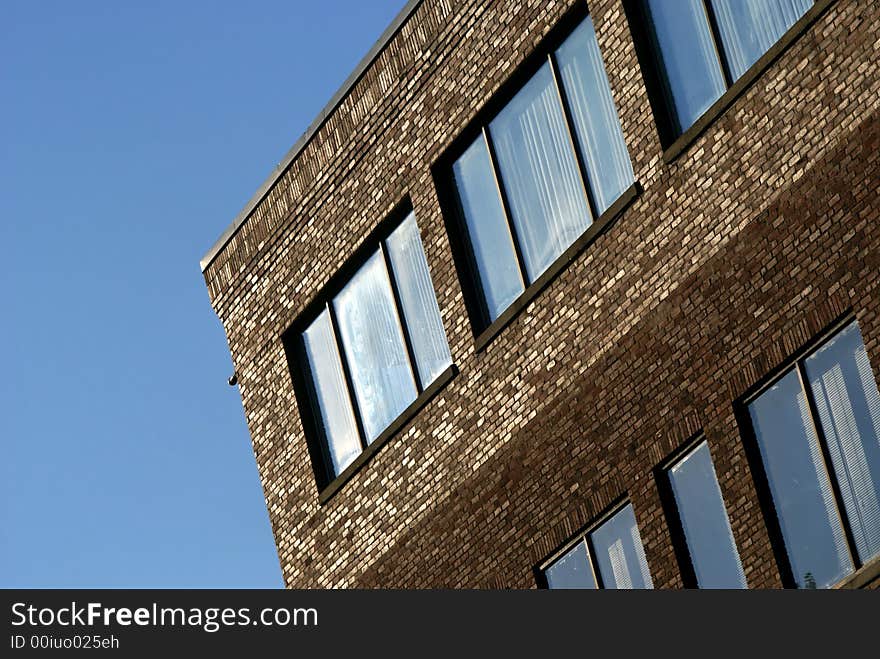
left=201, top=0, right=880, bottom=588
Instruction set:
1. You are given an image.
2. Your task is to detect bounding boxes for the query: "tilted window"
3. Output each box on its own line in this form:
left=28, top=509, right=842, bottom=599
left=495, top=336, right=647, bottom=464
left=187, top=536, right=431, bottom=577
left=288, top=210, right=453, bottom=499
left=743, top=319, right=880, bottom=588
left=441, top=13, right=635, bottom=339
left=662, top=439, right=747, bottom=588
left=628, top=0, right=820, bottom=145
left=542, top=502, right=653, bottom=589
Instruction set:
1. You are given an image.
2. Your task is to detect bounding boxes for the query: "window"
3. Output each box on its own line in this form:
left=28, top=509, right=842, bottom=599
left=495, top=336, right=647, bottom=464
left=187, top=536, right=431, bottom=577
left=661, top=439, right=747, bottom=588
left=628, top=0, right=821, bottom=145
left=442, top=13, right=635, bottom=339
left=542, top=503, right=653, bottom=589
left=743, top=319, right=880, bottom=588
left=288, top=210, right=453, bottom=499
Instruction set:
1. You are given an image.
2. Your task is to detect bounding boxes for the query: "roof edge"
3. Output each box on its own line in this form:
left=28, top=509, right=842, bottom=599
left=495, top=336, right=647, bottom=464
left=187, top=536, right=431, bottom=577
left=200, top=0, right=424, bottom=273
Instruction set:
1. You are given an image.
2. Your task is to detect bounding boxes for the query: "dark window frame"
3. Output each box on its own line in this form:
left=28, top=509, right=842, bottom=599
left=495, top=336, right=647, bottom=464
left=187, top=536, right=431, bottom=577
left=734, top=310, right=878, bottom=588
left=655, top=432, right=746, bottom=589
left=283, top=199, right=457, bottom=505
left=535, top=495, right=643, bottom=589
left=432, top=2, right=640, bottom=352
left=624, top=0, right=836, bottom=162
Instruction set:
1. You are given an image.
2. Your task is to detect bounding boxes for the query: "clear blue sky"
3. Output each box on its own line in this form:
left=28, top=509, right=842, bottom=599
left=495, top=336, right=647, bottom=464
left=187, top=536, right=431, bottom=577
left=1, top=0, right=407, bottom=588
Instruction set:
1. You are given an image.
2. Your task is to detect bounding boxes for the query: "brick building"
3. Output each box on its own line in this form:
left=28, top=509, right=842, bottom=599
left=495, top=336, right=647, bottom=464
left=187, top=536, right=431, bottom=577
left=200, top=0, right=880, bottom=588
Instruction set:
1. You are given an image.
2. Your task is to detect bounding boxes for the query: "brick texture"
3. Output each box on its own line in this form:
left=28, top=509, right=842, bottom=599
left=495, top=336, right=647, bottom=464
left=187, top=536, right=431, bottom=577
left=202, top=0, right=880, bottom=588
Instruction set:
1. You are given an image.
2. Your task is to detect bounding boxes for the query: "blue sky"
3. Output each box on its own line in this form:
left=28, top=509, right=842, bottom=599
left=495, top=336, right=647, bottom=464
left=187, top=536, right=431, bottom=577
left=1, top=0, right=407, bottom=588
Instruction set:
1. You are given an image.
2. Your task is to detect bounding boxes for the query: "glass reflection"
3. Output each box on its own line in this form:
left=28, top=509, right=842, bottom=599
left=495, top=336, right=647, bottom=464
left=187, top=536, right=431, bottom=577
left=385, top=212, right=452, bottom=388
left=748, top=368, right=853, bottom=588
left=490, top=62, right=592, bottom=282
left=545, top=541, right=597, bottom=589
left=669, top=441, right=747, bottom=588
left=555, top=16, right=634, bottom=214
left=452, top=135, right=525, bottom=322
left=301, top=309, right=362, bottom=475
left=590, top=504, right=654, bottom=589
left=804, top=322, right=880, bottom=565
left=641, top=0, right=726, bottom=134
left=711, top=0, right=812, bottom=80
left=333, top=252, right=417, bottom=443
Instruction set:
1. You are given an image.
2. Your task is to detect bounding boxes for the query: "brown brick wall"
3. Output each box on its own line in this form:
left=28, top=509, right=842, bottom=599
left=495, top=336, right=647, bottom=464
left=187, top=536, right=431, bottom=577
left=202, top=0, right=880, bottom=588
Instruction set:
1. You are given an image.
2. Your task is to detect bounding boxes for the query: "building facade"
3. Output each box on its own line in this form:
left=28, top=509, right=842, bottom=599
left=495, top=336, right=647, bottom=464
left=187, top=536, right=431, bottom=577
left=200, top=0, right=880, bottom=588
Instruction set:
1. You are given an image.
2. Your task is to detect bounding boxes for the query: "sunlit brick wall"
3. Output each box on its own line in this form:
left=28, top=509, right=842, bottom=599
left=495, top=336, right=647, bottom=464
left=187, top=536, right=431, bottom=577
left=202, top=0, right=880, bottom=588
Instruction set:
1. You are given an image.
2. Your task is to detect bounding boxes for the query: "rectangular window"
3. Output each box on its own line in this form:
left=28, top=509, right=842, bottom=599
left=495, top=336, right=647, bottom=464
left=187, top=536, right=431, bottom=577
left=450, top=136, right=524, bottom=323
left=629, top=0, right=817, bottom=144
left=301, top=309, right=362, bottom=475
left=385, top=215, right=454, bottom=387
left=555, top=17, right=636, bottom=214
left=743, top=319, right=880, bottom=588
left=333, top=251, right=418, bottom=444
left=289, top=210, right=453, bottom=497
left=489, top=62, right=593, bottom=283
left=542, top=502, right=653, bottom=589
left=443, top=12, right=635, bottom=336
left=662, top=439, right=747, bottom=588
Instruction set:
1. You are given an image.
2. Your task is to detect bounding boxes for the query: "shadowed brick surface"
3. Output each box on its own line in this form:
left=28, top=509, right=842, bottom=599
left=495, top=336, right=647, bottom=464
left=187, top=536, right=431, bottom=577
left=202, top=0, right=880, bottom=588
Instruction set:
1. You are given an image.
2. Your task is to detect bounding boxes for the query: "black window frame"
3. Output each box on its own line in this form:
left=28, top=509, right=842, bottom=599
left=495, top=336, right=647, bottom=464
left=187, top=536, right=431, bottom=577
left=283, top=200, right=457, bottom=505
left=535, top=496, right=650, bottom=589
left=655, top=432, right=746, bottom=589
left=734, top=311, right=880, bottom=588
left=433, top=2, right=640, bottom=352
left=624, top=0, right=836, bottom=162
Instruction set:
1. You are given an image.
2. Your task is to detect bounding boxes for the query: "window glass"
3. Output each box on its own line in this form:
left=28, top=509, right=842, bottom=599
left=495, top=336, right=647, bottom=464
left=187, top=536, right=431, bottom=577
left=448, top=15, right=634, bottom=331
left=668, top=441, right=747, bottom=588
left=301, top=309, right=362, bottom=475
left=710, top=0, right=812, bottom=80
left=332, top=252, right=418, bottom=443
left=804, top=322, right=880, bottom=565
left=451, top=135, right=524, bottom=321
left=295, top=210, right=452, bottom=492
left=489, top=62, right=593, bottom=282
left=640, top=0, right=726, bottom=134
left=544, top=541, right=597, bottom=589
left=385, top=212, right=453, bottom=387
left=590, top=503, right=654, bottom=589
left=748, top=369, right=853, bottom=588
left=555, top=16, right=634, bottom=214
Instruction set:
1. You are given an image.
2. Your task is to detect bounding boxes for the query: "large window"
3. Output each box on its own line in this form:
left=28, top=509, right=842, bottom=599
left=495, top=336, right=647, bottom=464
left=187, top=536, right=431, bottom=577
left=542, top=503, right=653, bottom=589
left=661, top=439, right=747, bottom=588
left=289, top=210, right=453, bottom=498
left=743, top=319, right=880, bottom=588
left=444, top=13, right=635, bottom=337
left=628, top=0, right=820, bottom=145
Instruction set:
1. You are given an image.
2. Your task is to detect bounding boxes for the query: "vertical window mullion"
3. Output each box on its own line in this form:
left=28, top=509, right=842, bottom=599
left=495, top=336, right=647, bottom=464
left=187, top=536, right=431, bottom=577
left=327, top=300, right=370, bottom=450
left=584, top=535, right=605, bottom=589
left=701, top=0, right=736, bottom=88
left=379, top=242, right=423, bottom=394
left=547, top=52, right=600, bottom=220
left=794, top=359, right=861, bottom=568
left=482, top=126, right=531, bottom=286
